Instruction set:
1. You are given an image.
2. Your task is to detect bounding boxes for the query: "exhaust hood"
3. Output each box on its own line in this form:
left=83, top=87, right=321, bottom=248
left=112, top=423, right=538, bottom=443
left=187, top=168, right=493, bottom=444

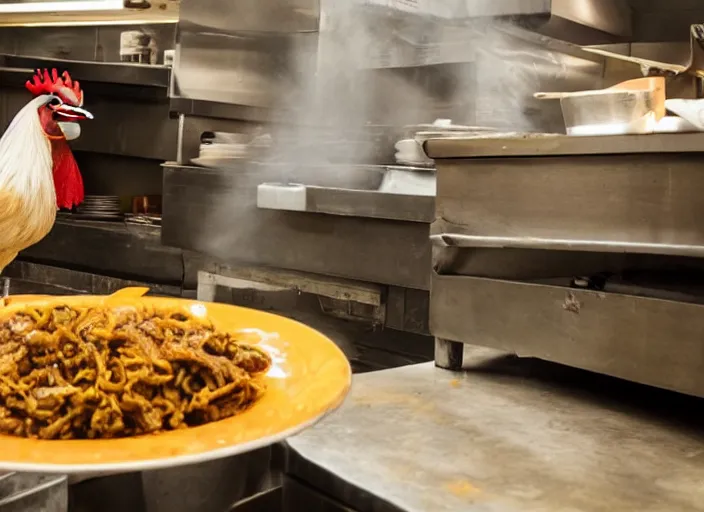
left=368, top=0, right=632, bottom=44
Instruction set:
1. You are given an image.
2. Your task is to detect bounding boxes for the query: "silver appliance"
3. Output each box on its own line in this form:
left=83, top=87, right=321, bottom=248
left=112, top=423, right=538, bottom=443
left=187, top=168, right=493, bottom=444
left=428, top=131, right=704, bottom=398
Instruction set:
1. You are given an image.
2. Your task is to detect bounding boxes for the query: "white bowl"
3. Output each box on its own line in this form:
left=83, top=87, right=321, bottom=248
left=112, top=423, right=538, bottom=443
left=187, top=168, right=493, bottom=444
left=394, top=139, right=433, bottom=165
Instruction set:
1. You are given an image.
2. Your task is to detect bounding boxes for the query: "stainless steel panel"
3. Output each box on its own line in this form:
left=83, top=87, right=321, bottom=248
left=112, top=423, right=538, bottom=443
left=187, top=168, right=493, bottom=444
left=439, top=0, right=551, bottom=17
left=0, top=54, right=171, bottom=88
left=360, top=0, right=631, bottom=42
left=20, top=219, right=184, bottom=285
left=259, top=184, right=435, bottom=223
left=173, top=21, right=317, bottom=109
left=432, top=154, right=704, bottom=255
left=69, top=449, right=276, bottom=512
left=282, top=478, right=351, bottom=512
left=174, top=32, right=294, bottom=108
left=162, top=163, right=431, bottom=290
left=430, top=273, right=704, bottom=398
left=395, top=0, right=632, bottom=43
left=0, top=54, right=170, bottom=87
left=198, top=264, right=385, bottom=307
left=305, top=185, right=433, bottom=222
left=179, top=0, right=319, bottom=34
left=433, top=246, right=631, bottom=280
left=551, top=0, right=632, bottom=40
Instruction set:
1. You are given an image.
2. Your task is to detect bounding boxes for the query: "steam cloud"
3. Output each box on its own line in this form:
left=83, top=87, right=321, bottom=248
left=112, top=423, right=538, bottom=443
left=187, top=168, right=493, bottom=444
left=191, top=0, right=602, bottom=259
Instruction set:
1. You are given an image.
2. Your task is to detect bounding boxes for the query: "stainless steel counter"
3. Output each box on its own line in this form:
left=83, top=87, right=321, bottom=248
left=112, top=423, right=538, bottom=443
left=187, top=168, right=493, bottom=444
left=424, top=132, right=704, bottom=158
left=19, top=218, right=185, bottom=287
left=427, top=131, right=704, bottom=398
left=286, top=359, right=704, bottom=512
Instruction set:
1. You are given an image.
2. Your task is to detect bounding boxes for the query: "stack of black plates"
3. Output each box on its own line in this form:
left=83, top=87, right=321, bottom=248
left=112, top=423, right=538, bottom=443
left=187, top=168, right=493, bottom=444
left=75, top=196, right=122, bottom=220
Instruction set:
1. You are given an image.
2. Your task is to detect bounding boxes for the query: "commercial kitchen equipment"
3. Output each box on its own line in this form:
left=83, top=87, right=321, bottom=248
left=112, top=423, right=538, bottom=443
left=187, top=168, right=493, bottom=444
left=163, top=0, right=621, bottom=346
left=428, top=132, right=704, bottom=398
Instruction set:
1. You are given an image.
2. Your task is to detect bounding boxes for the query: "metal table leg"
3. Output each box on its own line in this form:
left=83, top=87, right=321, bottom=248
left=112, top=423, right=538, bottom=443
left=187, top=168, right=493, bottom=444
left=434, top=338, right=464, bottom=370
left=196, top=271, right=218, bottom=302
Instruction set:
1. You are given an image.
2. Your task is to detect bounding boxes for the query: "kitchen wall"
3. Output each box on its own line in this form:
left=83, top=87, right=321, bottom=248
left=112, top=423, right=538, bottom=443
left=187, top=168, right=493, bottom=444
left=0, top=23, right=176, bottom=63
left=631, top=0, right=704, bottom=42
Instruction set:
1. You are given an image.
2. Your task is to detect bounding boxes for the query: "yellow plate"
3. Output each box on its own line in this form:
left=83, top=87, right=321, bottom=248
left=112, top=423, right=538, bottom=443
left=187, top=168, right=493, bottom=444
left=0, top=288, right=351, bottom=473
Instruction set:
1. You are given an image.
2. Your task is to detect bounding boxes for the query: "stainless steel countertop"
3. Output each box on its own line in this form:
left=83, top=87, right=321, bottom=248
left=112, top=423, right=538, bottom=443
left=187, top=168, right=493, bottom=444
left=286, top=358, right=704, bottom=512
left=424, top=133, right=704, bottom=159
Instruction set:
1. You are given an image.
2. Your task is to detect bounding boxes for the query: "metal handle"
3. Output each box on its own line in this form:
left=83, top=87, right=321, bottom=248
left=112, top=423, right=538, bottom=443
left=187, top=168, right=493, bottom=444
left=533, top=91, right=568, bottom=100
left=430, top=233, right=704, bottom=257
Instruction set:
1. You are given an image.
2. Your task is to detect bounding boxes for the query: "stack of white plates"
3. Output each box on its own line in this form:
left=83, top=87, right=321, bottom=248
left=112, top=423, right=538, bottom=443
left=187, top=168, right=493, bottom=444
left=192, top=144, right=250, bottom=169
left=75, top=196, right=122, bottom=220
left=198, top=143, right=250, bottom=159
left=192, top=132, right=272, bottom=169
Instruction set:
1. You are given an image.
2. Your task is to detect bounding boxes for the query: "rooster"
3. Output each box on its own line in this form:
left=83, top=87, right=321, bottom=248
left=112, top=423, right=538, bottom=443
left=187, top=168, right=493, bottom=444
left=0, top=68, right=92, bottom=272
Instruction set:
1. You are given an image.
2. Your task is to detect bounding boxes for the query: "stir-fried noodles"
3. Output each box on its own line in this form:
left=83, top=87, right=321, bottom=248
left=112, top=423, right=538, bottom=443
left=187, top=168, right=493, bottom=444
left=0, top=304, right=271, bottom=439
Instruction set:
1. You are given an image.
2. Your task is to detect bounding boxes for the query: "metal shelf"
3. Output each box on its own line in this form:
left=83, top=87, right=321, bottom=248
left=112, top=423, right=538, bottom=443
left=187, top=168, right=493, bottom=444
left=19, top=217, right=184, bottom=286
left=162, top=162, right=432, bottom=290
left=257, top=183, right=435, bottom=223
left=0, top=54, right=170, bottom=87
left=169, top=97, right=273, bottom=123
left=0, top=54, right=171, bottom=101
left=431, top=233, right=704, bottom=258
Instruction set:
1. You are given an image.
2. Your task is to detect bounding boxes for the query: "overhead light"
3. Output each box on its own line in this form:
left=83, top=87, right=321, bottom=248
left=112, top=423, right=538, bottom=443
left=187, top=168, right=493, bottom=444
left=0, top=0, right=124, bottom=13
left=5, top=19, right=178, bottom=27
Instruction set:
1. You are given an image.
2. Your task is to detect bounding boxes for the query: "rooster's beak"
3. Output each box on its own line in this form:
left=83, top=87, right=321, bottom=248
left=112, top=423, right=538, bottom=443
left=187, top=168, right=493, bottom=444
left=55, top=105, right=93, bottom=121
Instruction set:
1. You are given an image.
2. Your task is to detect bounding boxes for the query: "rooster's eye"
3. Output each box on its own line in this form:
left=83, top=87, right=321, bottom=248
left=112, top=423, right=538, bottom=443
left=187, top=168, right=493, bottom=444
left=48, top=97, right=62, bottom=108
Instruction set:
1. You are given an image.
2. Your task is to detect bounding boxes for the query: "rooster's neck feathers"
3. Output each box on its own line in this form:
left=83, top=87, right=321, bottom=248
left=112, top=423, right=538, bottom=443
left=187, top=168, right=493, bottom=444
left=0, top=96, right=54, bottom=200
left=0, top=95, right=57, bottom=258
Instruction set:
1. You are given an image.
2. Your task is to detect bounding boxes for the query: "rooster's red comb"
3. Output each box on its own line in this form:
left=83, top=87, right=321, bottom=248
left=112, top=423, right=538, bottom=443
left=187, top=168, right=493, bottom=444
left=25, top=68, right=83, bottom=107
